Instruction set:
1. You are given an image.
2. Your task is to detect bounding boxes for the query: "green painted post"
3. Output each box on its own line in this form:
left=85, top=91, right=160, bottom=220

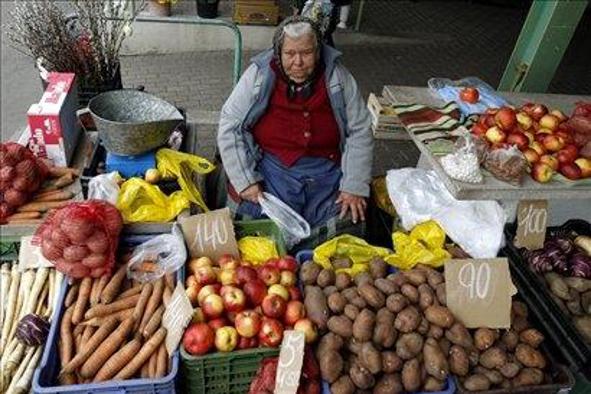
left=498, top=0, right=587, bottom=93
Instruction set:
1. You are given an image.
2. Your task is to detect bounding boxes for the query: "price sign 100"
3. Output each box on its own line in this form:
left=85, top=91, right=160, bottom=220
left=519, top=204, right=547, bottom=236
left=458, top=262, right=491, bottom=299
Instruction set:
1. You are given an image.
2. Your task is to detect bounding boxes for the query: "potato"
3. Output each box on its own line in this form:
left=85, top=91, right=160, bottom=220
left=512, top=315, right=530, bottom=333
left=376, top=308, right=395, bottom=325
left=449, top=345, right=469, bottom=376
left=438, top=338, right=451, bottom=357
left=369, top=257, right=388, bottom=279
left=427, top=324, right=443, bottom=339
left=335, top=272, right=352, bottom=290
left=382, top=351, right=403, bottom=373
left=300, top=261, right=322, bottom=285
left=373, top=373, right=403, bottom=394
left=354, top=272, right=373, bottom=286
left=344, top=304, right=359, bottom=321
left=374, top=278, right=398, bottom=295
left=404, top=270, right=427, bottom=286
left=323, top=285, right=339, bottom=297
left=519, top=328, right=544, bottom=348
left=386, top=294, right=409, bottom=313
left=502, top=329, right=520, bottom=351
left=394, top=306, right=421, bottom=333
left=581, top=291, right=591, bottom=314
left=304, top=285, right=329, bottom=330
left=474, top=366, right=504, bottom=385
left=426, top=270, right=444, bottom=288
left=515, top=344, right=546, bottom=368
left=332, top=257, right=353, bottom=270
left=423, top=377, right=445, bottom=392
left=342, top=287, right=358, bottom=302
left=566, top=290, right=583, bottom=315
left=317, top=269, right=336, bottom=287
left=474, top=327, right=496, bottom=351
left=435, top=283, right=446, bottom=306
left=545, top=272, right=571, bottom=300
left=564, top=277, right=591, bottom=292
left=373, top=322, right=397, bottom=348
left=499, top=362, right=521, bottom=379
left=401, top=284, right=419, bottom=304
left=353, top=309, right=376, bottom=342
left=500, top=379, right=512, bottom=389
left=401, top=358, right=422, bottom=392
left=417, top=317, right=430, bottom=335
left=328, top=292, right=347, bottom=314
left=396, top=333, right=424, bottom=360
left=360, top=342, right=382, bottom=374
left=512, top=301, right=529, bottom=318
left=468, top=348, right=480, bottom=368
left=347, top=337, right=363, bottom=354
left=425, top=305, right=454, bottom=328
left=423, top=338, right=449, bottom=381
left=574, top=315, right=591, bottom=342
left=390, top=272, right=409, bottom=287
left=330, top=375, right=355, bottom=394
left=445, top=322, right=473, bottom=348
left=358, top=283, right=386, bottom=309
left=349, top=362, right=375, bottom=389
left=350, top=295, right=367, bottom=309
left=317, top=332, right=343, bottom=355
left=327, top=315, right=353, bottom=338
left=418, top=284, right=435, bottom=310
left=463, top=374, right=491, bottom=391
left=479, top=347, right=508, bottom=369
left=513, top=367, right=544, bottom=387
left=319, top=350, right=343, bottom=383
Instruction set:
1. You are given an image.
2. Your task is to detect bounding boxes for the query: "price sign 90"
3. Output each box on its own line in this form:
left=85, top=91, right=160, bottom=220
left=458, top=261, right=491, bottom=299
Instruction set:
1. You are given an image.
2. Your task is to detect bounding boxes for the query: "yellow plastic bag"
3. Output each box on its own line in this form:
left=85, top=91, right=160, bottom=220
left=384, top=220, right=451, bottom=270
left=117, top=178, right=190, bottom=223
left=156, top=148, right=215, bottom=212
left=313, top=234, right=392, bottom=275
left=238, top=236, right=279, bottom=265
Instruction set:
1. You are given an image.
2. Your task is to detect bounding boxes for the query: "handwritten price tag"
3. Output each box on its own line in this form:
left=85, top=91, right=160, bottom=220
left=445, top=258, right=517, bottom=328
left=274, top=330, right=305, bottom=394
left=514, top=200, right=548, bottom=250
left=179, top=208, right=238, bottom=261
left=163, top=282, right=194, bottom=355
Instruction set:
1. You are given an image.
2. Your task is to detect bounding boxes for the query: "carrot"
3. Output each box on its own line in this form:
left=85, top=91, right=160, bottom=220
left=139, top=278, right=164, bottom=333
left=60, top=306, right=75, bottom=376
left=60, top=318, right=118, bottom=374
left=89, top=277, right=101, bottom=306
left=115, top=284, right=142, bottom=300
left=75, top=332, right=83, bottom=354
left=142, top=305, right=164, bottom=339
left=80, top=307, right=134, bottom=327
left=94, top=339, right=142, bottom=382
left=95, top=274, right=110, bottom=304
left=164, top=273, right=175, bottom=290
left=133, top=261, right=158, bottom=273
left=17, top=200, right=68, bottom=213
left=100, top=265, right=127, bottom=304
left=34, top=189, right=64, bottom=199
left=52, top=172, right=75, bottom=188
left=141, top=361, right=149, bottom=378
left=72, top=278, right=92, bottom=325
left=73, top=323, right=85, bottom=338
left=133, top=283, right=153, bottom=330
left=155, top=343, right=167, bottom=378
left=80, top=318, right=134, bottom=379
left=84, top=293, right=140, bottom=319
left=48, top=166, right=80, bottom=178
left=162, top=286, right=172, bottom=306
left=148, top=350, right=157, bottom=378
left=114, top=327, right=167, bottom=380
left=81, top=325, right=95, bottom=348
left=6, top=211, right=41, bottom=221
left=65, top=283, right=79, bottom=308
left=30, top=190, right=74, bottom=203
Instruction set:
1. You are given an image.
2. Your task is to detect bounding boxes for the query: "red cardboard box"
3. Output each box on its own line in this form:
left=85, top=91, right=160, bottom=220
left=27, top=72, right=80, bottom=166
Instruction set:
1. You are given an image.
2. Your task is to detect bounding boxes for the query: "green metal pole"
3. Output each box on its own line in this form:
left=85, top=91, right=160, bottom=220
left=498, top=0, right=587, bottom=93
left=355, top=0, right=365, bottom=31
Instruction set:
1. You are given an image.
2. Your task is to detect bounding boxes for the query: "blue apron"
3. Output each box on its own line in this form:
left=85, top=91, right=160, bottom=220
left=236, top=153, right=342, bottom=228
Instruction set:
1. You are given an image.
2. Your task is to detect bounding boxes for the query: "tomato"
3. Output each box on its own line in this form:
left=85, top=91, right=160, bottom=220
left=459, top=87, right=480, bottom=104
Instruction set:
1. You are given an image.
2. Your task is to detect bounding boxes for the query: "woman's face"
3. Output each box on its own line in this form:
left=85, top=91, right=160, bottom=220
left=281, top=33, right=317, bottom=83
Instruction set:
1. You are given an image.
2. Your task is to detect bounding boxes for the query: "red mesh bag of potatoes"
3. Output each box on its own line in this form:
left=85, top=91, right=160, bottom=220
left=34, top=200, right=123, bottom=278
left=0, top=142, right=49, bottom=223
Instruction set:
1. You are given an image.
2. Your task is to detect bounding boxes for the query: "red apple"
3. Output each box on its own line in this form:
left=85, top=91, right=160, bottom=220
left=507, top=132, right=529, bottom=151
left=550, top=109, right=567, bottom=122
left=198, top=284, right=221, bottom=305
left=293, top=318, right=318, bottom=344
left=523, top=131, right=535, bottom=144
left=243, top=279, right=268, bottom=306
left=219, top=269, right=237, bottom=286
left=217, top=254, right=239, bottom=269
left=279, top=270, right=297, bottom=287
left=202, top=293, right=224, bottom=319
left=186, top=285, right=201, bottom=307
left=258, top=265, right=280, bottom=286
left=485, top=107, right=499, bottom=116
left=535, top=128, right=553, bottom=135
left=530, top=103, right=548, bottom=121
left=277, top=256, right=298, bottom=272
left=529, top=142, right=546, bottom=156
left=208, top=317, right=229, bottom=332
left=183, top=323, right=214, bottom=355
left=235, top=310, right=262, bottom=338
left=560, top=163, right=582, bottom=180
left=236, top=265, right=258, bottom=286
left=575, top=158, right=591, bottom=178
left=268, top=284, right=289, bottom=301
left=226, top=311, right=238, bottom=324
left=484, top=114, right=496, bottom=128
left=237, top=336, right=259, bottom=349
left=516, top=112, right=533, bottom=130
left=215, top=326, right=238, bottom=352
left=194, top=266, right=218, bottom=286
left=485, top=126, right=506, bottom=144
left=186, top=275, right=199, bottom=289
left=188, top=256, right=213, bottom=274
left=471, top=123, right=487, bottom=136
left=261, top=294, right=287, bottom=319
left=459, top=87, right=479, bottom=104
left=555, top=130, right=574, bottom=145
left=284, top=300, right=306, bottom=326
left=539, top=114, right=559, bottom=131
left=191, top=307, right=205, bottom=324
left=258, top=318, right=284, bottom=347
left=539, top=155, right=559, bottom=171
left=542, top=135, right=564, bottom=153
left=264, top=258, right=280, bottom=268
left=531, top=162, right=554, bottom=183
left=495, top=107, right=517, bottom=130
left=557, top=150, right=577, bottom=165
left=221, top=286, right=246, bottom=312
left=288, top=287, right=302, bottom=301
left=522, top=148, right=540, bottom=165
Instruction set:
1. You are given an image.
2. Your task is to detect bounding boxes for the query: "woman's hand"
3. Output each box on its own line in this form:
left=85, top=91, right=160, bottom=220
left=336, top=191, right=367, bottom=224
left=240, top=183, right=263, bottom=203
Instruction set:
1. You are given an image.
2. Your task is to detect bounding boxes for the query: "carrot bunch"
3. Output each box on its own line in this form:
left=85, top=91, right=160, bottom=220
left=57, top=263, right=175, bottom=385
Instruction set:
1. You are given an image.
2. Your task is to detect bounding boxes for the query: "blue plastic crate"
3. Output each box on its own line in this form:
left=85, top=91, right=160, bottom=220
left=33, top=235, right=183, bottom=394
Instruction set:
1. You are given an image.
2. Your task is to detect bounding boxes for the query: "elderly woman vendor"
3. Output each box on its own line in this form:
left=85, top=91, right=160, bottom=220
left=217, top=16, right=373, bottom=237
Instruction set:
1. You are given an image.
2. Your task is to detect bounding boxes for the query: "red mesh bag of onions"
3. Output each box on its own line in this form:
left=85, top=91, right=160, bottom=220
left=34, top=200, right=123, bottom=278
left=0, top=142, right=49, bottom=223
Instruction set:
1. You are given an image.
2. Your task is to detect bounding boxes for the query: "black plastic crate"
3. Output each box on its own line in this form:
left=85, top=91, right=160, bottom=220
left=503, top=219, right=591, bottom=379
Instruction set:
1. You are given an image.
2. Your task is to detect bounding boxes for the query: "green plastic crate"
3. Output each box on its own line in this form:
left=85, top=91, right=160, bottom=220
left=234, top=219, right=286, bottom=256
left=180, top=346, right=279, bottom=394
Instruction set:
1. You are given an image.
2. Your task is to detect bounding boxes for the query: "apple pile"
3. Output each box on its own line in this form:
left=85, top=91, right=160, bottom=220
left=470, top=103, right=591, bottom=182
left=182, top=254, right=317, bottom=356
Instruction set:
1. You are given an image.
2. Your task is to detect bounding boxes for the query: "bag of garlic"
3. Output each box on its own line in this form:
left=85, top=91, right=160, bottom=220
left=440, top=134, right=483, bottom=183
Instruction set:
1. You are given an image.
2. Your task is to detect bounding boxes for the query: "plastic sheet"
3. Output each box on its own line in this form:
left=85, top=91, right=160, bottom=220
left=87, top=172, right=122, bottom=205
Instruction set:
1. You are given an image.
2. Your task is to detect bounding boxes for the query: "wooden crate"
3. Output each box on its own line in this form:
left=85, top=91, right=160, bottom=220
left=233, top=0, right=279, bottom=26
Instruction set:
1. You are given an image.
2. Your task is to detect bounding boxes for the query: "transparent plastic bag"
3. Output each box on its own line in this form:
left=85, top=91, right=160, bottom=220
left=258, top=192, right=311, bottom=249
left=88, top=172, right=122, bottom=205
left=483, top=145, right=527, bottom=186
left=127, top=224, right=187, bottom=283
left=440, top=133, right=483, bottom=183
left=428, top=77, right=509, bottom=116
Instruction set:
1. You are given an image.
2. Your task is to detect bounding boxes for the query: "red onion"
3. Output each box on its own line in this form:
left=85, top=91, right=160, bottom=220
left=528, top=250, right=553, bottom=273
left=16, top=313, right=50, bottom=346
left=570, top=252, right=591, bottom=279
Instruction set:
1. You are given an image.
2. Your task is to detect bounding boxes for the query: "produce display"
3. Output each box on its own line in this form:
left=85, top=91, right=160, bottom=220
left=55, top=263, right=174, bottom=385
left=35, top=201, right=123, bottom=279
left=182, top=254, right=314, bottom=355
left=469, top=103, right=591, bottom=183
left=0, top=263, right=63, bottom=393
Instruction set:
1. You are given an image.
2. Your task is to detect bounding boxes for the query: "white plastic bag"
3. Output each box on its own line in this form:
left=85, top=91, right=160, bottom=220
left=386, top=168, right=506, bottom=258
left=127, top=224, right=187, bottom=282
left=258, top=192, right=311, bottom=249
left=88, top=172, right=122, bottom=205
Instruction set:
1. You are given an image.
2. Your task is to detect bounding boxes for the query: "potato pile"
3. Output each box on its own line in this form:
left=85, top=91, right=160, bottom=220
left=301, top=258, right=552, bottom=393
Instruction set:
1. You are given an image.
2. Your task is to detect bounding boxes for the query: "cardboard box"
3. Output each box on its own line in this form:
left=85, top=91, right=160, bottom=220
left=27, top=72, right=80, bottom=166
left=233, top=0, right=279, bottom=26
